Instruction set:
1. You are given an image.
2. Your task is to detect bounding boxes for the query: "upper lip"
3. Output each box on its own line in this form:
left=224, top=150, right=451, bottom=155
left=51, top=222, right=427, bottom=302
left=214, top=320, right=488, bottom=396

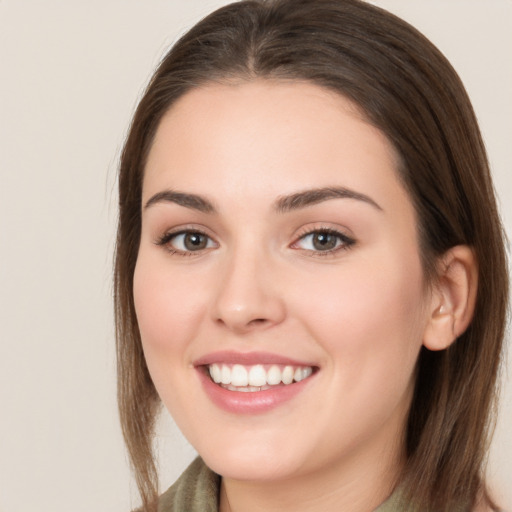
left=193, top=350, right=317, bottom=367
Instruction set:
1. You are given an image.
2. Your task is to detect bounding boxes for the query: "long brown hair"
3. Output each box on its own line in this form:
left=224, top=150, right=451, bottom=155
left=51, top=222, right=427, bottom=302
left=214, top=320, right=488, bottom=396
left=114, top=1, right=509, bottom=510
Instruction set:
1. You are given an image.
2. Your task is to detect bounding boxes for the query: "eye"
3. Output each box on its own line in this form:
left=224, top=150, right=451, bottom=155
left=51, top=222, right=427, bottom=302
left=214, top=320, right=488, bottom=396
left=157, top=230, right=216, bottom=254
left=293, top=229, right=355, bottom=254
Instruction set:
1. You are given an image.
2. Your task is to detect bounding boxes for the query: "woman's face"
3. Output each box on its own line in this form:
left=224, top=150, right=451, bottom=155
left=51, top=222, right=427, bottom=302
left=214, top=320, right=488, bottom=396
left=134, top=81, right=433, bottom=483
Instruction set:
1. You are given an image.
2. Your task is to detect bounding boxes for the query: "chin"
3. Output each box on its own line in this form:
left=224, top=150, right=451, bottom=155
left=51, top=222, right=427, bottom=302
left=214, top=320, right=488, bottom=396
left=200, top=442, right=305, bottom=482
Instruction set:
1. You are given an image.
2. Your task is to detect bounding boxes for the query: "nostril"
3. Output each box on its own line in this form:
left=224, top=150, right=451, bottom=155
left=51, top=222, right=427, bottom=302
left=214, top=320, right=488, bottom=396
left=249, top=318, right=267, bottom=326
left=215, top=316, right=268, bottom=332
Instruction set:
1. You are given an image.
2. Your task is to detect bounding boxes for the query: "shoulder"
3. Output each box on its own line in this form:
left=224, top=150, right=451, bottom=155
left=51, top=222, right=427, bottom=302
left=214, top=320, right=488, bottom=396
left=158, top=457, right=220, bottom=512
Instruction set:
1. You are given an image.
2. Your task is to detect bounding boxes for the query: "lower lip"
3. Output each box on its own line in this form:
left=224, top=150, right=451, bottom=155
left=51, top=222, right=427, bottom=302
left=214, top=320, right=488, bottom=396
left=197, top=368, right=315, bottom=414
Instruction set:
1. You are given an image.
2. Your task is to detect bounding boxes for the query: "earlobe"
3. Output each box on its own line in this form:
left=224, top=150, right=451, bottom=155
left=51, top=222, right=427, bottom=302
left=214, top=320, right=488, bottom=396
left=422, top=246, right=478, bottom=351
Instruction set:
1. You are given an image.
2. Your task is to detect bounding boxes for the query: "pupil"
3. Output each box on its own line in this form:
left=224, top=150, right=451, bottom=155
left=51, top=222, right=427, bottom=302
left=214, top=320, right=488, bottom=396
left=185, top=233, right=207, bottom=250
left=313, top=232, right=337, bottom=250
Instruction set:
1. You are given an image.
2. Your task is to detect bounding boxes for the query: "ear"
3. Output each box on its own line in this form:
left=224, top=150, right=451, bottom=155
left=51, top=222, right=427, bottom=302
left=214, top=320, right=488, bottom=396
left=423, top=245, right=478, bottom=351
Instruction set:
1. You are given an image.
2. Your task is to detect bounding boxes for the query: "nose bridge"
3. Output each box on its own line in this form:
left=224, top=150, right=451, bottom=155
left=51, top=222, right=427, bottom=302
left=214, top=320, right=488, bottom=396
left=212, top=236, right=285, bottom=333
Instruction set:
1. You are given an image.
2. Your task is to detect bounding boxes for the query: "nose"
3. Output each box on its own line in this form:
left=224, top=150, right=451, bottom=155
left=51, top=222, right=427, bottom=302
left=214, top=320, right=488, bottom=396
left=211, top=246, right=286, bottom=334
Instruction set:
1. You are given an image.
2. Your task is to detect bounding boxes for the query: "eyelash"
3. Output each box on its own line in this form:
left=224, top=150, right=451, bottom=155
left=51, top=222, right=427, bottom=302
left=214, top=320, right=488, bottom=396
left=155, top=227, right=356, bottom=257
left=155, top=229, right=215, bottom=256
left=292, top=227, right=356, bottom=256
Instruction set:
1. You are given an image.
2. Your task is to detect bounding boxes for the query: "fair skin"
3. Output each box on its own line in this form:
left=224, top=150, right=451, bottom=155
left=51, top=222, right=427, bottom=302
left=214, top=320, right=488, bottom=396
left=133, top=81, right=476, bottom=512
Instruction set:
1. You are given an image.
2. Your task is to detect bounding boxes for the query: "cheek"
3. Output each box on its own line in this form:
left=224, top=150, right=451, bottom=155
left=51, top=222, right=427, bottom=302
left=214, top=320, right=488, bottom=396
left=132, top=254, right=214, bottom=419
left=293, top=252, right=427, bottom=371
left=289, top=254, right=427, bottom=446
left=132, top=254, right=207, bottom=361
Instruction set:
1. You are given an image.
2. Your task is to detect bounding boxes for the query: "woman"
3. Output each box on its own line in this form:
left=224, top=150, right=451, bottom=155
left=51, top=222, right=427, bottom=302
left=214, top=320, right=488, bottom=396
left=114, top=0, right=509, bottom=510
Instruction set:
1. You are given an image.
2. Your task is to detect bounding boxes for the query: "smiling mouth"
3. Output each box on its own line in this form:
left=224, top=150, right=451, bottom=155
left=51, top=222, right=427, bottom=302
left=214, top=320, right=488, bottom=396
left=205, top=363, right=315, bottom=392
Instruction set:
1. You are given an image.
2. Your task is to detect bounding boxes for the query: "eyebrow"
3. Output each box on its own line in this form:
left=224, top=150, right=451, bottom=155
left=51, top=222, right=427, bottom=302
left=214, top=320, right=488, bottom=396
left=144, top=190, right=216, bottom=213
left=144, top=186, right=382, bottom=214
left=275, top=186, right=382, bottom=213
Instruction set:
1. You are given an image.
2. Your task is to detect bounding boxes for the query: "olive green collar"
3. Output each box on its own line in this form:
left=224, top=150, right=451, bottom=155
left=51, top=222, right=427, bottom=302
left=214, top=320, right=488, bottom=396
left=158, top=457, right=407, bottom=512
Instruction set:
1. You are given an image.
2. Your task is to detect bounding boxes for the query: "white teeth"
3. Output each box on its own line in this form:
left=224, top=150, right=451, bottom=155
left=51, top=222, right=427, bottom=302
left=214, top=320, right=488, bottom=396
left=266, top=365, right=282, bottom=385
left=248, top=365, right=267, bottom=387
left=282, top=365, right=294, bottom=385
left=294, top=366, right=313, bottom=382
left=231, top=364, right=248, bottom=386
left=221, top=365, right=231, bottom=385
left=227, top=384, right=265, bottom=392
left=208, top=363, right=314, bottom=389
left=209, top=364, right=222, bottom=383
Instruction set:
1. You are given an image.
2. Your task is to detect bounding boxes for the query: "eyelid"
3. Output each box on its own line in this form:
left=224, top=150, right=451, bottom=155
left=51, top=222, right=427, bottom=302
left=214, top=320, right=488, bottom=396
left=155, top=225, right=219, bottom=255
left=153, top=223, right=355, bottom=257
left=290, top=225, right=356, bottom=255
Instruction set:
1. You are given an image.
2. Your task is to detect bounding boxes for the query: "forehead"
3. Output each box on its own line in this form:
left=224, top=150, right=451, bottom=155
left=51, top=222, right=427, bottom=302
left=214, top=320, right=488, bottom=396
left=143, top=80, right=411, bottom=219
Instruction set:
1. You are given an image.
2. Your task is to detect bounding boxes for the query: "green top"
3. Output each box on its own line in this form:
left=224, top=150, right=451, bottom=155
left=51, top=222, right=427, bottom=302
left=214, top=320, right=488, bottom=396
left=157, top=457, right=407, bottom=512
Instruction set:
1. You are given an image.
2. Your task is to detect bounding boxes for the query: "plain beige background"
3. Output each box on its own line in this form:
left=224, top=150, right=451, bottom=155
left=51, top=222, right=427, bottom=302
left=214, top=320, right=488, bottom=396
left=0, top=1, right=510, bottom=511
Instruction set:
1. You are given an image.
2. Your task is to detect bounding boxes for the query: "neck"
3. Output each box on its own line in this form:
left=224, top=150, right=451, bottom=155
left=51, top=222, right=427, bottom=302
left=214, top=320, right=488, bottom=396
left=219, top=437, right=404, bottom=512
